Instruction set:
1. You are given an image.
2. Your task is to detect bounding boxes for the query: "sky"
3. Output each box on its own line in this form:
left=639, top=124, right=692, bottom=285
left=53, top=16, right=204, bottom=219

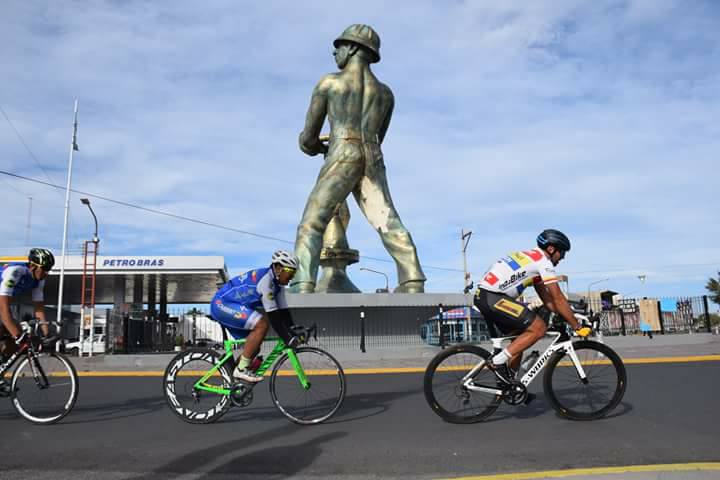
left=1, top=1, right=719, bottom=304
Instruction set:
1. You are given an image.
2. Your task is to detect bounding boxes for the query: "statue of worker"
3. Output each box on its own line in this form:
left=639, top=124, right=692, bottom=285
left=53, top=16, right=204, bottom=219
left=291, top=24, right=426, bottom=294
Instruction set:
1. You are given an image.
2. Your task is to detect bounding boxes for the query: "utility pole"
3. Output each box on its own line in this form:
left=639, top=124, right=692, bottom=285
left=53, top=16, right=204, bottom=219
left=461, top=229, right=473, bottom=341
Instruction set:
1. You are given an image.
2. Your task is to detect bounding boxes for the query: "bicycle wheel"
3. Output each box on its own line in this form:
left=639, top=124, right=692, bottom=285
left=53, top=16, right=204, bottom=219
left=543, top=340, right=626, bottom=420
left=270, top=347, right=345, bottom=425
left=11, top=352, right=79, bottom=425
left=163, top=348, right=233, bottom=424
left=424, top=344, right=501, bottom=424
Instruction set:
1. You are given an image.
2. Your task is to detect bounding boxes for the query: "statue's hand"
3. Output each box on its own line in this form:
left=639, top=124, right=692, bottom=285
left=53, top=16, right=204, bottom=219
left=298, top=132, right=328, bottom=157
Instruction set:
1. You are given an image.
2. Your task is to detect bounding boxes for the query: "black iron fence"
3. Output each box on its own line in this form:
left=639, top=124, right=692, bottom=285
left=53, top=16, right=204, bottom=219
left=585, top=295, right=712, bottom=335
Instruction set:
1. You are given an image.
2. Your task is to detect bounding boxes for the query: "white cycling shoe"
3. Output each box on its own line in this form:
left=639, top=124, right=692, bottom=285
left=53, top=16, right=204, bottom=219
left=233, top=368, right=264, bottom=383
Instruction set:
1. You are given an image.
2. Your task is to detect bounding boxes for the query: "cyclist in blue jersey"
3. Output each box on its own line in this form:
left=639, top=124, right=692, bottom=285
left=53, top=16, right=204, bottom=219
left=1, top=248, right=55, bottom=394
left=210, top=250, right=300, bottom=383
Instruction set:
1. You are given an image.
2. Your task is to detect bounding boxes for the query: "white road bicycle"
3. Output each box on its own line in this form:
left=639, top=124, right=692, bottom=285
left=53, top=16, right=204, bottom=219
left=424, top=315, right=626, bottom=422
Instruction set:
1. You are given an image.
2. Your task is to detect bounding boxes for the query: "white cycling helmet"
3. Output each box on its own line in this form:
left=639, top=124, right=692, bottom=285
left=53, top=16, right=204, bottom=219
left=271, top=250, right=299, bottom=269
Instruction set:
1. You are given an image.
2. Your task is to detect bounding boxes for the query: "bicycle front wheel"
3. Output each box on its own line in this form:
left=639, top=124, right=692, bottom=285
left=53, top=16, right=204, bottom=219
left=11, top=352, right=79, bottom=425
left=163, top=348, right=233, bottom=424
left=424, top=344, right=501, bottom=424
left=270, top=347, right=346, bottom=425
left=543, top=340, right=627, bottom=420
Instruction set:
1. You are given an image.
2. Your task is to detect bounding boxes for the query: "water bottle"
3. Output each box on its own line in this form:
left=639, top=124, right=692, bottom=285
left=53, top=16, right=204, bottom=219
left=520, top=350, right=540, bottom=372
left=249, top=355, right=263, bottom=372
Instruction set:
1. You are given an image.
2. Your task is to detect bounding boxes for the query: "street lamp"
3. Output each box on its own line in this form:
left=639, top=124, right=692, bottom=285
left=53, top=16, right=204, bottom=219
left=586, top=278, right=610, bottom=311
left=80, top=198, right=99, bottom=243
left=359, top=267, right=389, bottom=293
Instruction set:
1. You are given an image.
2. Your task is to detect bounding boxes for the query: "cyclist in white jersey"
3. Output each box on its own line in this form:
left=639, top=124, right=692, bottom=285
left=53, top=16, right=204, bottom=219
left=474, top=230, right=591, bottom=384
left=0, top=248, right=54, bottom=394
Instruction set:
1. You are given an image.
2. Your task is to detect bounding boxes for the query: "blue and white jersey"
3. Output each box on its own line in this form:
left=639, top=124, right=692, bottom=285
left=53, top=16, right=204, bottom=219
left=0, top=263, right=45, bottom=302
left=213, top=267, right=287, bottom=313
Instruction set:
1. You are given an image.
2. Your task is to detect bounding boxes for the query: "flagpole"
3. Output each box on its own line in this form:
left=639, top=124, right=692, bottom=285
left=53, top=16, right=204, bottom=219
left=56, top=99, right=79, bottom=332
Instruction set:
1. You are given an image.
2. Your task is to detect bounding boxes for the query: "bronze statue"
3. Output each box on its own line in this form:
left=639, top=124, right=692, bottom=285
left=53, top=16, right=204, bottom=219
left=291, top=24, right=426, bottom=294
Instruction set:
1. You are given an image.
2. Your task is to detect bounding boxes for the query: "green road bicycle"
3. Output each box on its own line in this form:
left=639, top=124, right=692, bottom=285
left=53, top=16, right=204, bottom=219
left=163, top=325, right=346, bottom=425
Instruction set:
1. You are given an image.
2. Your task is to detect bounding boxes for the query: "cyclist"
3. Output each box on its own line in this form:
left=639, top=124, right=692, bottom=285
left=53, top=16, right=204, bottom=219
left=0, top=248, right=55, bottom=394
left=474, top=229, right=591, bottom=384
left=210, top=250, right=300, bottom=383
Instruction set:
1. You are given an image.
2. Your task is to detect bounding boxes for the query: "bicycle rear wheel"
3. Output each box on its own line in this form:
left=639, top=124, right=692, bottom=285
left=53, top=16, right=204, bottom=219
left=11, top=352, right=79, bottom=425
left=543, top=340, right=627, bottom=420
left=163, top=348, right=233, bottom=424
left=424, top=344, right=501, bottom=424
left=270, top=347, right=345, bottom=425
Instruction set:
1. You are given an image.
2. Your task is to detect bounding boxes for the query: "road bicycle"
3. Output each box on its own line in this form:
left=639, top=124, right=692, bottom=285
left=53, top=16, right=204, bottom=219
left=0, top=320, right=79, bottom=424
left=163, top=324, right=346, bottom=425
left=424, top=314, right=626, bottom=422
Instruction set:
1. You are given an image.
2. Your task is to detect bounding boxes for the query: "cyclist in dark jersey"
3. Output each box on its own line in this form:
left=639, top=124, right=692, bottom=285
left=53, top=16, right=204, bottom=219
left=474, top=230, right=591, bottom=383
left=0, top=248, right=55, bottom=393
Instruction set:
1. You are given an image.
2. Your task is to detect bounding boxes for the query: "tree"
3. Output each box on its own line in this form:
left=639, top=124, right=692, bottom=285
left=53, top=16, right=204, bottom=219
left=706, top=272, right=720, bottom=305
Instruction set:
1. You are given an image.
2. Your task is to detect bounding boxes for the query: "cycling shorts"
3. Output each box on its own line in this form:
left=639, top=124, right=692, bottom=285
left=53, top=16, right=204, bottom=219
left=474, top=289, right=536, bottom=335
left=210, top=299, right=263, bottom=339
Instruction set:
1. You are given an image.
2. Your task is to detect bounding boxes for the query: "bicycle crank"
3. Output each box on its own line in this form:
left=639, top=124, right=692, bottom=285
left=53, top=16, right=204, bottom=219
left=502, top=380, right=528, bottom=406
left=230, top=383, right=255, bottom=408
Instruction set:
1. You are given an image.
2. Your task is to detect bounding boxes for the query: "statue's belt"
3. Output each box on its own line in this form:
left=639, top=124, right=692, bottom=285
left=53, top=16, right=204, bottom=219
left=329, top=129, right=380, bottom=144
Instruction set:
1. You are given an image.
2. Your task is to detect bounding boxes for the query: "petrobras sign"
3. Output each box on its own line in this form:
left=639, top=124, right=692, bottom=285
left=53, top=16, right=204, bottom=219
left=102, top=257, right=166, bottom=268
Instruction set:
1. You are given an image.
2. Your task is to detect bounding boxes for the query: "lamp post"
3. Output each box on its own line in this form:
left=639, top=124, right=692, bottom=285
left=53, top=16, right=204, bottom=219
left=359, top=267, right=389, bottom=293
left=586, top=278, right=610, bottom=312
left=461, top=229, right=473, bottom=340
left=80, top=198, right=99, bottom=242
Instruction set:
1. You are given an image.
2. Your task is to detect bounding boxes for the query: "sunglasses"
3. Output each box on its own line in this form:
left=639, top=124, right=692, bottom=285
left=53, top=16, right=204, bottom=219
left=282, top=267, right=297, bottom=274
left=30, top=262, right=52, bottom=272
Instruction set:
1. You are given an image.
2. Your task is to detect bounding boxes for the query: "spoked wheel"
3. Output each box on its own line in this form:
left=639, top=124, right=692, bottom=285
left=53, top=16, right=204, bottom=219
left=163, top=348, right=233, bottom=424
left=424, top=344, right=502, bottom=424
left=11, top=352, right=79, bottom=425
left=270, top=347, right=345, bottom=425
left=543, top=340, right=627, bottom=420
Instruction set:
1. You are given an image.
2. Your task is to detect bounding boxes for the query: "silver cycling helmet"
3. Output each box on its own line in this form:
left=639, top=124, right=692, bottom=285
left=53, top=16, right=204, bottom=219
left=271, top=250, right=299, bottom=269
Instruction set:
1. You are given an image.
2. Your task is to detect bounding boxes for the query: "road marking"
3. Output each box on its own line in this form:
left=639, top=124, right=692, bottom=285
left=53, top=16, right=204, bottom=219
left=437, top=462, right=720, bottom=480
left=72, top=354, right=720, bottom=377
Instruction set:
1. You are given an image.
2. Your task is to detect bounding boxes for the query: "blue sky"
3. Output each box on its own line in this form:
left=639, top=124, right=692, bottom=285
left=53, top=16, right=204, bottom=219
left=1, top=1, right=719, bottom=302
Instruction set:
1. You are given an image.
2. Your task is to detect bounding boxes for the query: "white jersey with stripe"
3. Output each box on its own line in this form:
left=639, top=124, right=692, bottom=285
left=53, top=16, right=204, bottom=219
left=477, top=248, right=559, bottom=299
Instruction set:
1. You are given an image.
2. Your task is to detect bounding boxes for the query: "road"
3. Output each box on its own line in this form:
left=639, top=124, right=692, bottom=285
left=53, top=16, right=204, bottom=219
left=0, top=361, right=719, bottom=479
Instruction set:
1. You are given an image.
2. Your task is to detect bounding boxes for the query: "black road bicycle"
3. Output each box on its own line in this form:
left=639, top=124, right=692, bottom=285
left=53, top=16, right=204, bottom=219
left=0, top=321, right=79, bottom=424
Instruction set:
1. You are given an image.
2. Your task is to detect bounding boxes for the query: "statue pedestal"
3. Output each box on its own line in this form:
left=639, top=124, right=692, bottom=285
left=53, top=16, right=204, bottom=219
left=315, top=247, right=361, bottom=293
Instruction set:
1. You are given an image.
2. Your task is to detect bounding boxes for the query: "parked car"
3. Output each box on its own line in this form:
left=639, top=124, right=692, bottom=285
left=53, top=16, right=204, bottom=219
left=66, top=334, right=106, bottom=355
left=194, top=338, right=222, bottom=350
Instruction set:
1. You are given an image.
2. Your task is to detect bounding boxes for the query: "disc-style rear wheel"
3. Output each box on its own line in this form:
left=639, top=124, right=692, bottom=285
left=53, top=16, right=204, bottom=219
left=163, top=348, right=233, bottom=424
left=424, top=344, right=501, bottom=424
left=543, top=340, right=626, bottom=420
left=11, top=352, right=79, bottom=425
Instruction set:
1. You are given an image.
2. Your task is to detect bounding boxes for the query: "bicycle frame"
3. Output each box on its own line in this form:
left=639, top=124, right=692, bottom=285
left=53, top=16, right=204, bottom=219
left=463, top=331, right=587, bottom=396
left=192, top=336, right=309, bottom=396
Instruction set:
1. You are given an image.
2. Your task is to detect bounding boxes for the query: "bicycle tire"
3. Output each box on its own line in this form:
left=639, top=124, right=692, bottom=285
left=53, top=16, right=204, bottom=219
left=269, top=346, right=346, bottom=425
left=11, top=351, right=79, bottom=425
left=424, top=344, right=502, bottom=424
left=543, top=340, right=626, bottom=420
left=163, top=348, right=233, bottom=424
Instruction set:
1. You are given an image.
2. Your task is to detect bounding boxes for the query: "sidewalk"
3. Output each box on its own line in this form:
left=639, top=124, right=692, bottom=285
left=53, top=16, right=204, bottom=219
left=70, top=332, right=720, bottom=373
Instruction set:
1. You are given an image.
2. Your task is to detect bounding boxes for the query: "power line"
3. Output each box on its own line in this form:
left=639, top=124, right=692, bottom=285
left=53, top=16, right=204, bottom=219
left=0, top=105, right=59, bottom=188
left=0, top=169, right=464, bottom=272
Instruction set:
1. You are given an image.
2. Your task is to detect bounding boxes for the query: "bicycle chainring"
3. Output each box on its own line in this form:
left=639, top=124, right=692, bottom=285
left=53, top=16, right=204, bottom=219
left=502, top=380, right=528, bottom=406
left=230, top=384, right=254, bottom=408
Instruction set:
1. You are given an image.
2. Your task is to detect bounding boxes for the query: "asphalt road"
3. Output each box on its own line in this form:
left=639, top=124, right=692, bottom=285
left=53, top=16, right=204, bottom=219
left=1, top=361, right=719, bottom=480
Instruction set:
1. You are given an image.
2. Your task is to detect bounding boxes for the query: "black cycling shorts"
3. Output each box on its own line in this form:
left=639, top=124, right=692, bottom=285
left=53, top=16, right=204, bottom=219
left=474, top=289, right=536, bottom=335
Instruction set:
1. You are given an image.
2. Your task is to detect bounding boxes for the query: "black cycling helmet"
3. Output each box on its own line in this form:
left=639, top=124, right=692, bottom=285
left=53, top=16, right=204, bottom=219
left=28, top=248, right=55, bottom=271
left=536, top=229, right=571, bottom=252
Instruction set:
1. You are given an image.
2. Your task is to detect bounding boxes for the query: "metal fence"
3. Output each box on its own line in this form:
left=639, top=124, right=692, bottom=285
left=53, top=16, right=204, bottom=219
left=585, top=295, right=712, bottom=335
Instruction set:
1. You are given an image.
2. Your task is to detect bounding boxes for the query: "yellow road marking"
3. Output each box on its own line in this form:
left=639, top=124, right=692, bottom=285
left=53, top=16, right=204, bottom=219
left=67, top=354, right=720, bottom=377
left=437, top=462, right=720, bottom=480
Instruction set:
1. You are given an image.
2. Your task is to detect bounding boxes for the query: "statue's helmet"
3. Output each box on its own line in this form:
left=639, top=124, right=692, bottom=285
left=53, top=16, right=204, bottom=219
left=334, top=24, right=381, bottom=63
